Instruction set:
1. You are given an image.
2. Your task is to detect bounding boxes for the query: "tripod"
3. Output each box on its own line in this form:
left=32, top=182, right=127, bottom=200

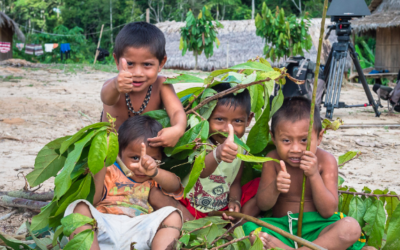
left=322, top=19, right=381, bottom=119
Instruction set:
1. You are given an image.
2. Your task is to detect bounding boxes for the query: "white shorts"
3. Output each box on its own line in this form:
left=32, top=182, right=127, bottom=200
left=64, top=199, right=182, bottom=250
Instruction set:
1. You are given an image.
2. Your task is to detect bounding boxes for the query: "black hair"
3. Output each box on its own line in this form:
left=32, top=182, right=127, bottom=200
left=118, top=115, right=163, bottom=153
left=271, top=96, right=322, bottom=137
left=114, top=22, right=166, bottom=63
left=211, top=83, right=251, bottom=115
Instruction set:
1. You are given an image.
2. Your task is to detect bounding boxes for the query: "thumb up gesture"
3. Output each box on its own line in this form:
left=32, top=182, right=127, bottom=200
left=131, top=143, right=158, bottom=178
left=276, top=160, right=291, bottom=193
left=115, top=58, right=134, bottom=94
left=216, top=124, right=238, bottom=163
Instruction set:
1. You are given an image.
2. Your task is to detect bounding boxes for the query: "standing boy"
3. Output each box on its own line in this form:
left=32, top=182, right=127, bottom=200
left=100, top=22, right=186, bottom=148
left=243, top=97, right=365, bottom=250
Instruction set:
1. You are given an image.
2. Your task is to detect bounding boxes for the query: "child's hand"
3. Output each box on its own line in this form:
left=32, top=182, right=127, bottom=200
left=216, top=124, right=238, bottom=163
left=276, top=160, right=291, bottom=193
left=222, top=201, right=240, bottom=221
left=131, top=143, right=158, bottom=177
left=300, top=151, right=319, bottom=177
left=115, top=58, right=134, bottom=94
left=147, top=126, right=182, bottom=148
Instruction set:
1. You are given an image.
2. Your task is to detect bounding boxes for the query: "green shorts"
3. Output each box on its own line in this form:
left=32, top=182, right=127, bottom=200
left=243, top=212, right=366, bottom=250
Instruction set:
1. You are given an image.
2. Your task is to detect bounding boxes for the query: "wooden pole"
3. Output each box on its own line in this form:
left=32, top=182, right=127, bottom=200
left=146, top=8, right=150, bottom=23
left=297, top=0, right=329, bottom=240
left=93, top=24, right=104, bottom=65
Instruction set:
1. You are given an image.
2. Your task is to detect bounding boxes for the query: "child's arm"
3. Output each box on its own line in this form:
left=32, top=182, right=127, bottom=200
left=200, top=124, right=238, bottom=178
left=222, top=163, right=244, bottom=221
left=101, top=58, right=133, bottom=106
left=147, top=83, right=186, bottom=148
left=256, top=156, right=290, bottom=211
left=134, top=143, right=181, bottom=192
left=301, top=150, right=338, bottom=218
left=92, top=167, right=107, bottom=206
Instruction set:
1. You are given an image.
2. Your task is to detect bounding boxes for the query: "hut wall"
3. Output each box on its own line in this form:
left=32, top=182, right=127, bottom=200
left=0, top=26, right=13, bottom=61
left=375, top=27, right=400, bottom=72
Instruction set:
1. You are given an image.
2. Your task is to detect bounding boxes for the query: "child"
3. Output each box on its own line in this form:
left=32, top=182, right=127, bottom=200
left=243, top=97, right=365, bottom=250
left=64, top=116, right=184, bottom=250
left=150, top=83, right=260, bottom=221
left=100, top=22, right=186, bottom=148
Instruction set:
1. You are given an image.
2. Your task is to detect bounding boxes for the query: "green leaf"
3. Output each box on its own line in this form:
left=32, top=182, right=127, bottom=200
left=27, top=136, right=70, bottom=187
left=52, top=226, right=64, bottom=247
left=61, top=213, right=96, bottom=237
left=385, top=191, right=400, bottom=232
left=60, top=122, right=109, bottom=154
left=26, top=221, right=49, bottom=250
left=54, top=129, right=98, bottom=199
left=182, top=216, right=229, bottom=232
left=270, top=88, right=284, bottom=118
left=198, top=88, right=217, bottom=120
left=338, top=176, right=345, bottom=186
left=339, top=187, right=356, bottom=215
left=363, top=199, right=386, bottom=248
left=229, top=62, right=273, bottom=72
left=247, top=102, right=270, bottom=154
left=143, top=109, right=171, bottom=128
left=164, top=74, right=204, bottom=84
left=237, top=154, right=279, bottom=164
left=259, top=57, right=271, bottom=68
left=105, top=132, right=119, bottom=167
left=0, top=232, right=32, bottom=250
left=177, top=87, right=204, bottom=99
left=210, top=69, right=234, bottom=77
left=206, top=224, right=220, bottom=244
left=338, top=151, right=360, bottom=168
left=31, top=201, right=57, bottom=232
left=234, top=226, right=251, bottom=249
left=249, top=236, right=264, bottom=250
left=184, top=150, right=206, bottom=197
left=216, top=132, right=250, bottom=152
left=249, top=84, right=264, bottom=113
left=63, top=229, right=94, bottom=250
left=383, top=202, right=400, bottom=249
left=348, top=196, right=366, bottom=227
left=165, top=121, right=207, bottom=156
left=179, top=234, right=190, bottom=246
left=88, top=131, right=108, bottom=175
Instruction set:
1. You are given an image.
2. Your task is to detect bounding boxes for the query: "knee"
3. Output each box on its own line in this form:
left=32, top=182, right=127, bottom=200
left=163, top=211, right=183, bottom=229
left=149, top=188, right=178, bottom=210
left=73, top=202, right=92, bottom=217
left=339, top=217, right=362, bottom=242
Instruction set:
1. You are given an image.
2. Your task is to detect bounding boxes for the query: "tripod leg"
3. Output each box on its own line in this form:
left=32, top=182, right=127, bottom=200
left=349, top=44, right=381, bottom=117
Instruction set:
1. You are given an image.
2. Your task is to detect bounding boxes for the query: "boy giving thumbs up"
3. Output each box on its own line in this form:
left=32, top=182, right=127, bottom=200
left=101, top=22, right=186, bottom=148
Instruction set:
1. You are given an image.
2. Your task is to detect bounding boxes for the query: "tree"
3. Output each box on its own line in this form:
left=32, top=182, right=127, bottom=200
left=180, top=7, right=223, bottom=70
left=254, top=3, right=313, bottom=63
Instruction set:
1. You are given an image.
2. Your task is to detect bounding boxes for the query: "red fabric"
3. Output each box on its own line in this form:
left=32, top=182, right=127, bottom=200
left=180, top=178, right=260, bottom=219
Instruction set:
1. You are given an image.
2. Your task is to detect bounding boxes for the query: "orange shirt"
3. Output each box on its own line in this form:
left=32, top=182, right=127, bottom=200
left=96, top=164, right=183, bottom=217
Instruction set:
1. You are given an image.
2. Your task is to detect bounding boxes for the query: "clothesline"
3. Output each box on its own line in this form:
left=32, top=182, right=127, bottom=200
left=15, top=22, right=128, bottom=37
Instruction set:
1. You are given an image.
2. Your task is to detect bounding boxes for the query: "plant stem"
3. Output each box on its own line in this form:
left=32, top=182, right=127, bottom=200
left=338, top=190, right=400, bottom=199
left=210, top=235, right=250, bottom=250
left=186, top=223, right=213, bottom=235
left=210, top=218, right=243, bottom=245
left=209, top=211, right=326, bottom=250
left=116, top=156, right=133, bottom=177
left=298, top=0, right=329, bottom=240
left=187, top=110, right=206, bottom=121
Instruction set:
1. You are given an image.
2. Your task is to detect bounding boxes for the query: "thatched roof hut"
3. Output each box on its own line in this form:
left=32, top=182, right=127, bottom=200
left=157, top=18, right=341, bottom=71
left=351, top=0, right=400, bottom=72
left=0, top=12, right=25, bottom=61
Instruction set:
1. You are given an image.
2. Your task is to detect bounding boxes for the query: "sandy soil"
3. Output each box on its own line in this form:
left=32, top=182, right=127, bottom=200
left=0, top=65, right=399, bottom=234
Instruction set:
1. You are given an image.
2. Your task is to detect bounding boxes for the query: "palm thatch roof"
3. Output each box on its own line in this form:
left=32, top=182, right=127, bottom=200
left=0, top=11, right=25, bottom=42
left=351, top=0, right=400, bottom=34
left=157, top=18, right=343, bottom=71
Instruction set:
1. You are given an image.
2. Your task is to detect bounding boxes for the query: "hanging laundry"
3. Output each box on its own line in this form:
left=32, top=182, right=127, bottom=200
left=53, top=43, right=59, bottom=49
left=0, top=42, right=11, bottom=53
left=35, top=45, right=43, bottom=56
left=60, top=43, right=71, bottom=61
left=16, top=43, right=24, bottom=51
left=25, top=44, right=35, bottom=55
left=45, top=43, right=54, bottom=52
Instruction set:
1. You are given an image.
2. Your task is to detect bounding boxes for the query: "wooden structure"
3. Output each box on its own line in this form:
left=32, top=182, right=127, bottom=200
left=0, top=12, right=25, bottom=61
left=352, top=0, right=400, bottom=73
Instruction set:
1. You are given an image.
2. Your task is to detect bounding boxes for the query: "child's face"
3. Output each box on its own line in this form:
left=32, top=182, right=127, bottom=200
left=113, top=46, right=167, bottom=92
left=271, top=119, right=324, bottom=167
left=209, top=104, right=253, bottom=145
left=120, top=140, right=162, bottom=183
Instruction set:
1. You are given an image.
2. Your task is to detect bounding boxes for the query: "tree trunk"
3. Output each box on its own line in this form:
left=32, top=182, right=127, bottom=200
left=216, top=5, right=219, bottom=20
left=252, top=0, right=255, bottom=20
left=110, top=0, right=113, bottom=44
left=194, top=51, right=198, bottom=70
left=222, top=5, right=226, bottom=20
left=0, top=191, right=53, bottom=201
left=0, top=195, right=49, bottom=211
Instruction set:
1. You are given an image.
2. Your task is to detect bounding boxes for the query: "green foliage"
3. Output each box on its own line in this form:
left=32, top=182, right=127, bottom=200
left=180, top=7, right=224, bottom=69
left=255, top=3, right=312, bottom=62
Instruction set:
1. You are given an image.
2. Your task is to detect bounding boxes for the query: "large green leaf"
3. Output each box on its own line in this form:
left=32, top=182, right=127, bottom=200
left=54, top=129, right=99, bottom=199
left=233, top=226, right=251, bottom=249
left=198, top=88, right=217, bottom=120
left=60, top=122, right=109, bottom=154
left=143, top=109, right=171, bottom=128
left=348, top=196, right=366, bottom=227
left=27, top=136, right=70, bottom=187
left=63, top=229, right=94, bottom=250
left=247, top=99, right=270, bottom=154
left=177, top=87, right=204, bottom=99
left=164, top=74, right=204, bottom=84
left=26, top=221, right=49, bottom=250
left=52, top=226, right=64, bottom=247
left=0, top=232, right=32, bottom=250
left=383, top=202, right=400, bottom=250
left=31, top=201, right=57, bottom=232
left=338, top=151, right=359, bottom=167
left=229, top=62, right=273, bottom=72
left=206, top=224, right=220, bottom=244
left=249, top=236, right=264, bottom=250
left=363, top=199, right=386, bottom=248
left=165, top=121, right=207, bottom=156
left=184, top=150, right=206, bottom=197
left=385, top=191, right=400, bottom=232
left=88, top=131, right=108, bottom=175
left=339, top=187, right=356, bottom=215
left=237, top=154, right=279, bottom=164
left=215, top=131, right=250, bottom=152
left=249, top=84, right=264, bottom=113
left=182, top=216, right=229, bottom=232
left=270, top=88, right=284, bottom=118
left=105, top=132, right=119, bottom=167
left=61, top=213, right=96, bottom=237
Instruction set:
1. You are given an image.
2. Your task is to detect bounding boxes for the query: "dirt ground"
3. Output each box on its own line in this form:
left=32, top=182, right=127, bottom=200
left=0, top=64, right=399, bottom=235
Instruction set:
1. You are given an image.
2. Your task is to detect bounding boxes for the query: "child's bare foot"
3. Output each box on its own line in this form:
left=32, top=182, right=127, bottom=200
left=250, top=231, right=294, bottom=250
